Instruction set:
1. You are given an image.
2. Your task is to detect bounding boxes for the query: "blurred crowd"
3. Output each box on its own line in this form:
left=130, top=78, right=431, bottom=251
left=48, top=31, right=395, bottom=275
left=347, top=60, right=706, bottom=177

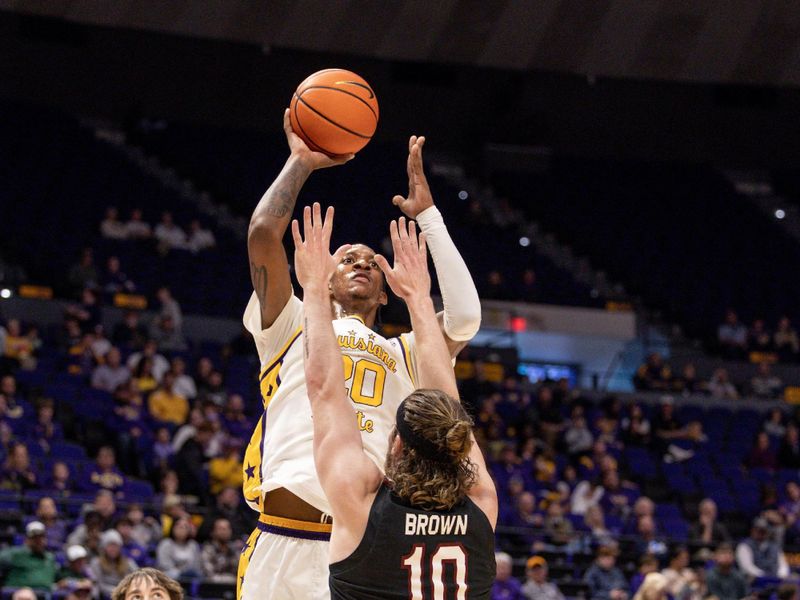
left=718, top=310, right=800, bottom=364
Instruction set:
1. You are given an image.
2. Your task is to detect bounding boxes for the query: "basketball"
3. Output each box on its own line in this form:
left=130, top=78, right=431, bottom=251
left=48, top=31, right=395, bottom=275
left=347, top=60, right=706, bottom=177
left=289, top=68, right=379, bottom=157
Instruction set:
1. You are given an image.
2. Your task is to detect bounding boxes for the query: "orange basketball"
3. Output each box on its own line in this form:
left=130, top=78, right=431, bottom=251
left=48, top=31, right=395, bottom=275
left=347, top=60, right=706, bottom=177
left=289, top=68, right=379, bottom=157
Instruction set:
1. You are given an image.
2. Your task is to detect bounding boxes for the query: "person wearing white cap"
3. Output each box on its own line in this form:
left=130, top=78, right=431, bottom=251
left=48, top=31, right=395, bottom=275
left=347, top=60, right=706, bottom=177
left=90, top=530, right=138, bottom=598
left=57, top=545, right=94, bottom=585
left=0, top=521, right=57, bottom=589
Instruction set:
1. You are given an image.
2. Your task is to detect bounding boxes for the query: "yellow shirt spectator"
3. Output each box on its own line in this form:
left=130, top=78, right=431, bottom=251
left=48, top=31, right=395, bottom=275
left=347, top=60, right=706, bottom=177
left=148, top=373, right=188, bottom=425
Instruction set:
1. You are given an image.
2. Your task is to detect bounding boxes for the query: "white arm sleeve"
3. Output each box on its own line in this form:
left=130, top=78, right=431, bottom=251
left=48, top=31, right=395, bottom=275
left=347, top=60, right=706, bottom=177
left=415, top=205, right=481, bottom=342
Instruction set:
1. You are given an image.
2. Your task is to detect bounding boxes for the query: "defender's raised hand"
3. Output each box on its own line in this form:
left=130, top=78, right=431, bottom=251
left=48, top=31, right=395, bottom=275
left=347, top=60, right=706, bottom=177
left=284, top=109, right=354, bottom=170
left=374, top=217, right=430, bottom=302
left=292, top=203, right=350, bottom=291
left=392, top=135, right=434, bottom=218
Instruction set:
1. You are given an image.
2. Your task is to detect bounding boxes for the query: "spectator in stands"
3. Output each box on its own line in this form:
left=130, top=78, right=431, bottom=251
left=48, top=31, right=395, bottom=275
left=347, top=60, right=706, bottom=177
left=765, top=408, right=787, bottom=440
left=127, top=340, right=170, bottom=382
left=689, top=498, right=730, bottom=547
left=200, top=518, right=239, bottom=583
left=10, top=589, right=36, bottom=600
left=2, top=319, right=37, bottom=371
left=634, top=515, right=668, bottom=559
left=0, top=521, right=57, bottom=590
left=33, top=497, right=67, bottom=551
left=749, top=319, right=773, bottom=353
left=112, top=311, right=148, bottom=350
left=174, top=422, right=213, bottom=505
left=92, top=347, right=131, bottom=393
left=66, top=288, right=102, bottom=332
left=48, top=460, right=74, bottom=496
left=157, top=285, right=183, bottom=330
left=620, top=403, right=651, bottom=446
left=536, top=386, right=564, bottom=448
left=150, top=315, right=187, bottom=352
left=484, top=270, right=506, bottom=301
left=492, top=552, right=523, bottom=599
left=56, top=545, right=93, bottom=586
left=66, top=511, right=103, bottom=555
left=774, top=317, right=799, bottom=362
left=33, top=398, right=63, bottom=451
left=751, top=362, right=784, bottom=398
left=718, top=309, right=748, bottom=359
left=584, top=505, right=614, bottom=546
left=571, top=478, right=603, bottom=516
left=154, top=212, right=186, bottom=252
left=152, top=427, right=175, bottom=475
left=653, top=397, right=705, bottom=462
left=746, top=431, right=777, bottom=471
left=542, top=500, right=575, bottom=550
left=156, top=517, right=202, bottom=581
left=169, top=357, right=196, bottom=400
left=0, top=442, right=37, bottom=491
left=90, top=529, right=138, bottom=598
left=0, top=375, right=24, bottom=418
left=148, top=372, right=189, bottom=426
left=101, top=207, right=128, bottom=240
left=68, top=248, right=99, bottom=295
left=63, top=579, right=94, bottom=600
left=564, top=407, right=594, bottom=459
left=707, top=368, right=739, bottom=400
left=779, top=424, right=800, bottom=469
left=196, top=487, right=250, bottom=542
left=631, top=573, right=668, bottom=600
left=583, top=546, right=628, bottom=600
left=672, top=363, right=706, bottom=396
left=780, top=482, right=800, bottom=543
left=91, top=490, right=119, bottom=530
left=208, top=438, right=243, bottom=495
left=633, top=353, right=671, bottom=391
left=221, top=394, right=249, bottom=439
left=736, top=517, right=789, bottom=578
left=521, top=555, right=563, bottom=600
left=132, top=357, right=159, bottom=394
left=124, top=505, right=161, bottom=548
left=630, top=555, right=659, bottom=597
left=185, top=219, right=216, bottom=253
left=86, top=446, right=126, bottom=494
left=115, top=518, right=149, bottom=567
left=103, top=256, right=136, bottom=296
left=124, top=208, right=152, bottom=240
left=198, top=370, right=227, bottom=407
left=661, top=546, right=701, bottom=600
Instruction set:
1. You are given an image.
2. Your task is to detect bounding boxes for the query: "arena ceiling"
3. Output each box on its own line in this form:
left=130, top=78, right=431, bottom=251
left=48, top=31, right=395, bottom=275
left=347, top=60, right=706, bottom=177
left=3, top=0, right=800, bottom=87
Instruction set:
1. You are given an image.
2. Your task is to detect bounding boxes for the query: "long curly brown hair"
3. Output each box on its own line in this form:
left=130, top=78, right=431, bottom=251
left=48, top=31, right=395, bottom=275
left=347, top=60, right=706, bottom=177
left=385, top=389, right=477, bottom=510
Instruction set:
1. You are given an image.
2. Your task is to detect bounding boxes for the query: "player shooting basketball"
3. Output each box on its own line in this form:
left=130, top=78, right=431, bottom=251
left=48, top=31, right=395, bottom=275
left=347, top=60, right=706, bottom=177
left=237, top=109, right=482, bottom=600
left=293, top=205, right=497, bottom=599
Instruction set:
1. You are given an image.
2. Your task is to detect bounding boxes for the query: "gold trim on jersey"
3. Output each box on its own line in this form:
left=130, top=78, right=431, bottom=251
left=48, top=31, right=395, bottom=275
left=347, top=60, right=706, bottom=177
left=258, top=513, right=333, bottom=533
left=342, top=314, right=366, bottom=325
left=398, top=334, right=416, bottom=387
left=259, top=326, right=303, bottom=385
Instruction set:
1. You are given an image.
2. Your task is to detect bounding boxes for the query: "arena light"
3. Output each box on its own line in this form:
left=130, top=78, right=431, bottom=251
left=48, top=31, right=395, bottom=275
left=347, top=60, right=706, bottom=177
left=0, top=289, right=12, bottom=299
left=775, top=209, right=786, bottom=220
left=519, top=236, right=530, bottom=247
left=458, top=190, right=469, bottom=200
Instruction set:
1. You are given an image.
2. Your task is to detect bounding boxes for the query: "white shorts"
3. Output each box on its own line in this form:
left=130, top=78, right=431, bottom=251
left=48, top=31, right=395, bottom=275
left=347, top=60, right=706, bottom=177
left=238, top=517, right=331, bottom=600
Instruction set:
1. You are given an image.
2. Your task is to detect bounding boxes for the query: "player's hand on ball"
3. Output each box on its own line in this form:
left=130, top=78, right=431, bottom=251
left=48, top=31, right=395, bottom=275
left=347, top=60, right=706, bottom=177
left=392, top=135, right=434, bottom=218
left=284, top=109, right=354, bottom=170
left=374, top=217, right=430, bottom=302
left=292, top=203, right=350, bottom=291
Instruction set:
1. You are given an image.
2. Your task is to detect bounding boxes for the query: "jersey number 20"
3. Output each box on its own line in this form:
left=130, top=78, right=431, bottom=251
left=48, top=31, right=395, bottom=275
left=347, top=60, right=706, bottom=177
left=402, top=544, right=467, bottom=600
left=342, top=356, right=386, bottom=407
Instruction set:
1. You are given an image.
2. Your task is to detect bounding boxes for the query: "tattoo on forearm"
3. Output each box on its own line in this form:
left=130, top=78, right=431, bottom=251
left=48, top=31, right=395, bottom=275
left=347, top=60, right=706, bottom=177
left=260, top=160, right=306, bottom=220
left=250, top=262, right=268, bottom=304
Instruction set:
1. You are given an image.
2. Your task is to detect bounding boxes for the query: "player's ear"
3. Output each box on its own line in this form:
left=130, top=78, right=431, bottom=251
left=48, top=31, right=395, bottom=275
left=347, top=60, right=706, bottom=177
left=378, top=290, right=388, bottom=307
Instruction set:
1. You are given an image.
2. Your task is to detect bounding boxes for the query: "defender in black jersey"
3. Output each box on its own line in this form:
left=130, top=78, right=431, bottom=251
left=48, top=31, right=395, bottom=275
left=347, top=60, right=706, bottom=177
left=292, top=205, right=498, bottom=600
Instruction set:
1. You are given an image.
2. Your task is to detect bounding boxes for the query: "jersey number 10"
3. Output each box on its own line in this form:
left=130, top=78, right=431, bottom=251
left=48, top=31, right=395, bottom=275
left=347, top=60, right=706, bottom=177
left=402, top=544, right=467, bottom=600
left=342, top=355, right=386, bottom=407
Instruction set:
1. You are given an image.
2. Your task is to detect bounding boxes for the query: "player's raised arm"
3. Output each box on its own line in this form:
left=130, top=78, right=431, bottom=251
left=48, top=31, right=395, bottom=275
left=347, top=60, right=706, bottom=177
left=392, top=136, right=481, bottom=357
left=247, top=110, right=354, bottom=329
left=376, top=218, right=498, bottom=528
left=292, top=203, right=381, bottom=517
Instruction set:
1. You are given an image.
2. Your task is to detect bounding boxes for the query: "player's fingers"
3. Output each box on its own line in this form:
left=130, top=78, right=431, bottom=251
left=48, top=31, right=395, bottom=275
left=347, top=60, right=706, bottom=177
left=389, top=220, right=400, bottom=249
left=303, top=205, right=312, bottom=238
left=398, top=217, right=409, bottom=245
left=407, top=220, right=417, bottom=246
left=409, top=135, right=416, bottom=153
left=322, top=206, right=334, bottom=240
left=374, top=254, right=392, bottom=274
left=392, top=195, right=405, bottom=206
left=418, top=232, right=428, bottom=260
left=283, top=108, right=292, bottom=134
left=291, top=219, right=302, bottom=248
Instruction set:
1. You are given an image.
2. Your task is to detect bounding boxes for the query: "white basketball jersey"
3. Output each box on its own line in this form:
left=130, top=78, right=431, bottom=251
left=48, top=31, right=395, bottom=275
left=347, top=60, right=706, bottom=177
left=241, top=292, right=418, bottom=514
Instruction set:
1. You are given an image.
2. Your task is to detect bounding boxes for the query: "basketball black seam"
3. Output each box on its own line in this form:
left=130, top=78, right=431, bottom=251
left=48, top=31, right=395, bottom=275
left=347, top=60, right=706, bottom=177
left=299, top=85, right=378, bottom=122
left=296, top=95, right=373, bottom=139
left=292, top=96, right=335, bottom=155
